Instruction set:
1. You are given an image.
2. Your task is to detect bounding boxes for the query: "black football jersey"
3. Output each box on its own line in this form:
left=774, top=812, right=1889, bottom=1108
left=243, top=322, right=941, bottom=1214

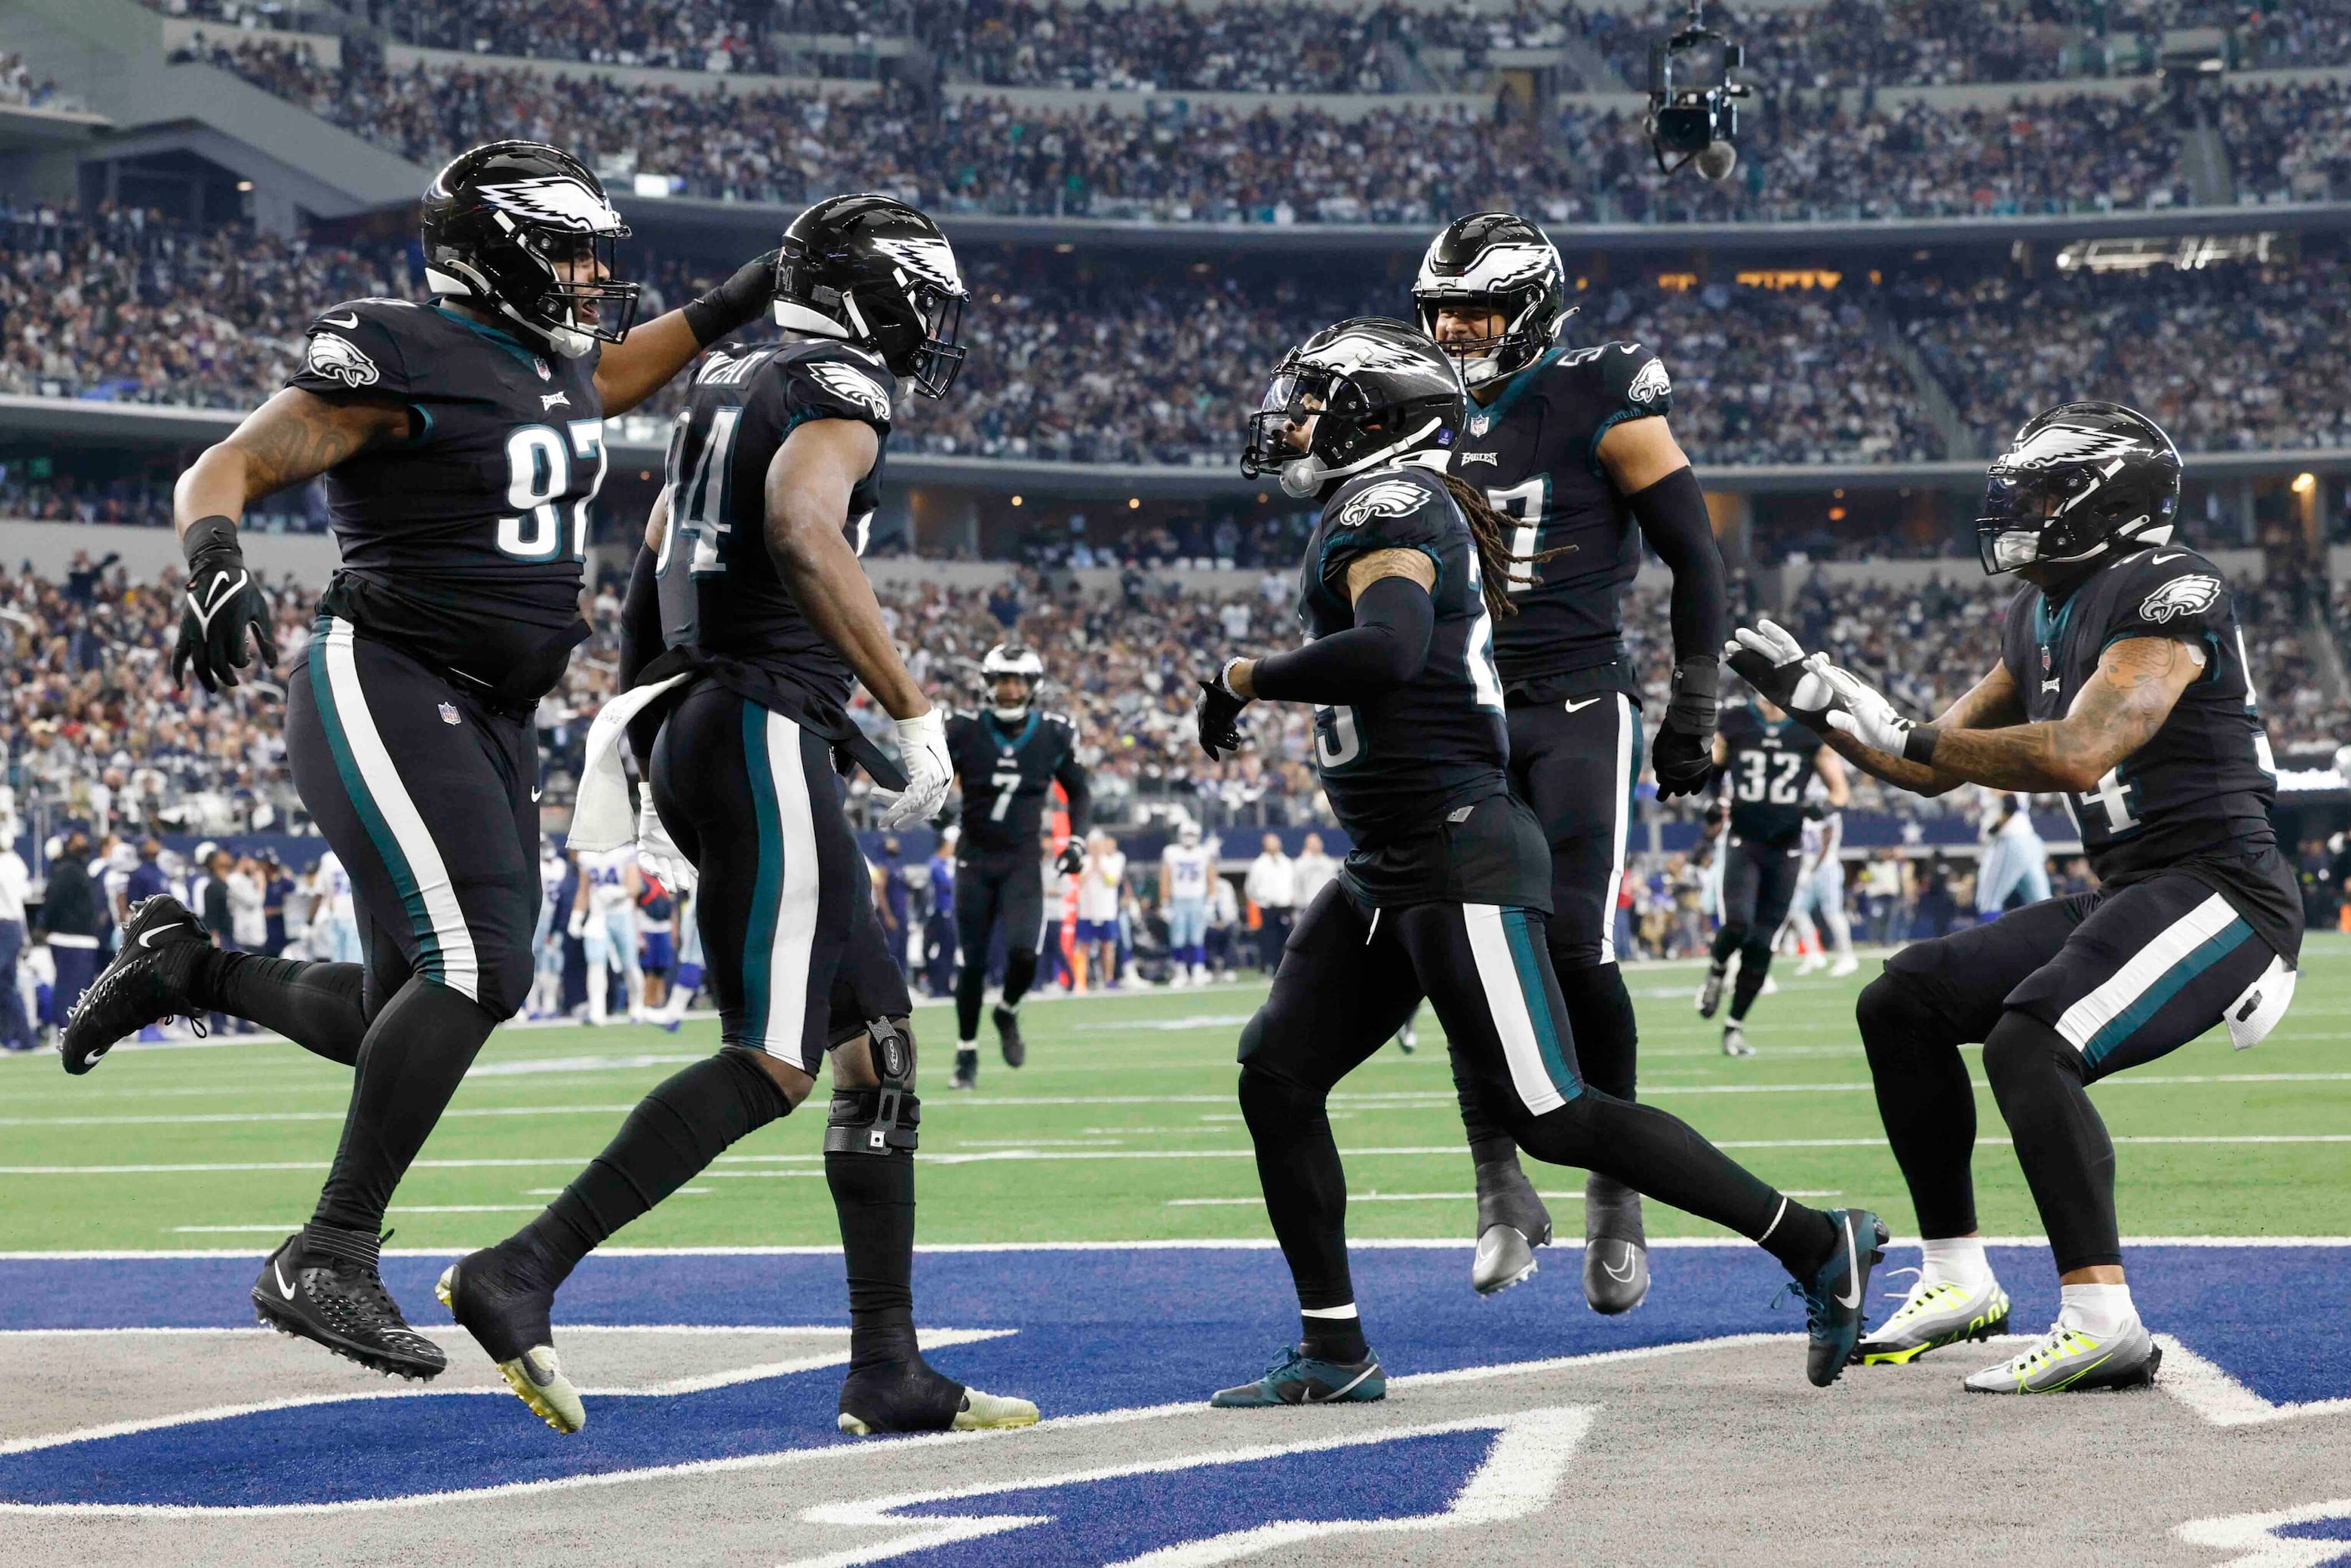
left=1294, top=463, right=1511, bottom=847
left=946, top=708, right=1084, bottom=859
left=1446, top=340, right=1672, bottom=695
left=288, top=298, right=605, bottom=704
left=1719, top=703, right=1823, bottom=848
left=1999, top=544, right=2299, bottom=958
left=655, top=340, right=894, bottom=708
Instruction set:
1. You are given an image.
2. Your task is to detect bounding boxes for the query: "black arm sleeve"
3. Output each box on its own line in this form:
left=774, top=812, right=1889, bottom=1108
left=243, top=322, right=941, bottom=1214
left=618, top=543, right=660, bottom=690
left=1627, top=465, right=1725, bottom=664
left=1249, top=574, right=1435, bottom=705
left=1055, top=751, right=1094, bottom=838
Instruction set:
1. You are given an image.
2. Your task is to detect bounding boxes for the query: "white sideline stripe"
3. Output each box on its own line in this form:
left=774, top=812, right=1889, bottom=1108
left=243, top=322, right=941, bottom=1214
left=9, top=1133, right=2351, bottom=1177
left=2153, top=1335, right=2351, bottom=1427
left=14, top=1070, right=2351, bottom=1126
left=320, top=617, right=480, bottom=1003
left=2055, top=890, right=2240, bottom=1052
left=1462, top=903, right=1567, bottom=1116
left=2177, top=1494, right=2351, bottom=1566
left=3, top=1237, right=2343, bottom=1261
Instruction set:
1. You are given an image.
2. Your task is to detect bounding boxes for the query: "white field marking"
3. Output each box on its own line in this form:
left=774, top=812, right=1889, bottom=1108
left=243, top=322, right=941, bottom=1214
left=1167, top=1190, right=1841, bottom=1207
left=463, top=1053, right=708, bottom=1078
left=779, top=1405, right=1594, bottom=1568
left=169, top=1226, right=308, bottom=1233
left=2153, top=1337, right=2351, bottom=1428
left=2177, top=1495, right=2351, bottom=1567
left=18, top=1067, right=2351, bottom=1128
left=693, top=1170, right=828, bottom=1180
left=0, top=1327, right=1015, bottom=1461
left=10, top=1237, right=2347, bottom=1263
left=1090, top=1014, right=1260, bottom=1032
left=945, top=1139, right=1128, bottom=1148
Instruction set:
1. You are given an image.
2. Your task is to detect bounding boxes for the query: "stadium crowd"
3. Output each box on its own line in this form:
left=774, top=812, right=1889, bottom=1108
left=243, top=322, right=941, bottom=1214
left=181, top=33, right=2207, bottom=225
left=2218, top=76, right=2351, bottom=205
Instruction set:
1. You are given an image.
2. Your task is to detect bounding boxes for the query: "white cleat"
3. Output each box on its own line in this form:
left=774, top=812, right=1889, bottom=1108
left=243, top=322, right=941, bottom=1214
left=1963, top=1316, right=2162, bottom=1393
left=1796, top=954, right=1825, bottom=976
left=1856, top=1276, right=2011, bottom=1364
left=1721, top=1023, right=1753, bottom=1057
left=1829, top=955, right=1860, bottom=978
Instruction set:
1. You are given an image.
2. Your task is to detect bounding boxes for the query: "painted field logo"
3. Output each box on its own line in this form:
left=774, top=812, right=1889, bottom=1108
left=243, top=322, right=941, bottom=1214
left=2177, top=1495, right=2351, bottom=1567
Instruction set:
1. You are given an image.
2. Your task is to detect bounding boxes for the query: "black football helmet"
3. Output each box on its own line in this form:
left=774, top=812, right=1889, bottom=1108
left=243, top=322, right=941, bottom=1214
left=1241, top=317, right=1465, bottom=500
left=774, top=193, right=968, bottom=397
left=1411, top=211, right=1571, bottom=388
left=421, top=140, right=639, bottom=359
left=1975, top=401, right=2182, bottom=576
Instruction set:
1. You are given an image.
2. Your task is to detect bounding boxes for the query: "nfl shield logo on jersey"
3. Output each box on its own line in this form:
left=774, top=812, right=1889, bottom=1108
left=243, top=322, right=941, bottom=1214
left=1470, top=414, right=1490, bottom=436
left=438, top=702, right=460, bottom=725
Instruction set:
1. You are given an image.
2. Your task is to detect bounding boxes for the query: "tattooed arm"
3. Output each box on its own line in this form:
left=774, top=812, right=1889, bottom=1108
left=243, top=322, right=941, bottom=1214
left=1823, top=660, right=2027, bottom=797
left=172, top=388, right=411, bottom=539
left=1830, top=640, right=2202, bottom=797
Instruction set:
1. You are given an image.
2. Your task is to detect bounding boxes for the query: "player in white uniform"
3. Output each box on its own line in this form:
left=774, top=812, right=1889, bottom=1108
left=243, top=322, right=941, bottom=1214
left=529, top=842, right=568, bottom=1019
left=1786, top=801, right=1858, bottom=977
left=1075, top=832, right=1125, bottom=990
left=309, top=851, right=361, bottom=965
left=1975, top=789, right=2051, bottom=918
left=569, top=846, right=641, bottom=1025
left=1159, top=821, right=1214, bottom=985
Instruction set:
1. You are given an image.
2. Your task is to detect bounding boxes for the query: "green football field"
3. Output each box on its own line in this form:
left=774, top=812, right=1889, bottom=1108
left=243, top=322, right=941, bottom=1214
left=4, top=936, right=2347, bottom=1254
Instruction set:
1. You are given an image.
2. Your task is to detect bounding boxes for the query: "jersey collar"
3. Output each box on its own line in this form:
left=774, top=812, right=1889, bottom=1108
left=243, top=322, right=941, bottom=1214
left=1467, top=347, right=1560, bottom=432
left=985, top=710, right=1039, bottom=748
left=434, top=301, right=553, bottom=373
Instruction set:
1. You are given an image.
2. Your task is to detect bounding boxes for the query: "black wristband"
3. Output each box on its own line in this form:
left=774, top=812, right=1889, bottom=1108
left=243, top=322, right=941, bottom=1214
left=181, top=514, right=240, bottom=564
left=1664, top=655, right=1720, bottom=733
left=1902, top=726, right=1940, bottom=766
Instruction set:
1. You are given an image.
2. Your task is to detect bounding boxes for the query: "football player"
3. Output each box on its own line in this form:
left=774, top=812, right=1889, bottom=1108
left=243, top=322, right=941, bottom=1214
left=1699, top=690, right=1849, bottom=1056
left=1196, top=318, right=1884, bottom=1404
left=438, top=193, right=1034, bottom=1439
left=1413, top=212, right=1727, bottom=1308
left=1785, top=788, right=1858, bottom=978
left=1728, top=402, right=2301, bottom=1392
left=58, top=140, right=780, bottom=1378
left=943, top=643, right=1091, bottom=1086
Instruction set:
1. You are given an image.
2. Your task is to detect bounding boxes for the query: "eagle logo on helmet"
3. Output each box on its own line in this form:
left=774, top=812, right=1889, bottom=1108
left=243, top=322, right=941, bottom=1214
left=1315, top=332, right=1440, bottom=379
left=807, top=362, right=893, bottom=422
left=867, top=235, right=964, bottom=296
left=474, top=176, right=624, bottom=234
left=2139, top=574, right=2220, bottom=625
left=1626, top=358, right=1671, bottom=407
left=1337, top=478, right=1428, bottom=529
left=304, top=332, right=379, bottom=389
left=2002, top=423, right=2144, bottom=473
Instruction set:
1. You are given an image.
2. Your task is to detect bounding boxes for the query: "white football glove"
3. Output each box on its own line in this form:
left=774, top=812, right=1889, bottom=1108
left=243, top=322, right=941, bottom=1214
left=872, top=708, right=953, bottom=832
left=635, top=801, right=695, bottom=895
left=1723, top=620, right=1845, bottom=728
left=1818, top=662, right=1920, bottom=756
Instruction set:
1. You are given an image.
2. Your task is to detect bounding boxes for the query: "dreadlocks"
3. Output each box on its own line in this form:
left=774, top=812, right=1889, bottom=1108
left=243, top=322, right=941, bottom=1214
left=1441, top=472, right=1573, bottom=621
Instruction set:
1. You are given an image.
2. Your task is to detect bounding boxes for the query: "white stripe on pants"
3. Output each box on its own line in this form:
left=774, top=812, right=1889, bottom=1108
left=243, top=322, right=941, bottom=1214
left=757, top=709, right=822, bottom=1052
left=2052, top=891, right=2238, bottom=1054
left=1598, top=692, right=1633, bottom=964
left=1463, top=903, right=1568, bottom=1117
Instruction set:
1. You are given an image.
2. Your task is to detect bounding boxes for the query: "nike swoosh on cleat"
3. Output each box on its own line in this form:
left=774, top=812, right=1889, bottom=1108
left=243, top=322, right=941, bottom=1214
left=1603, top=1248, right=1639, bottom=1284
left=137, top=924, right=187, bottom=949
left=274, top=1261, right=297, bottom=1302
left=1834, top=1217, right=1863, bottom=1309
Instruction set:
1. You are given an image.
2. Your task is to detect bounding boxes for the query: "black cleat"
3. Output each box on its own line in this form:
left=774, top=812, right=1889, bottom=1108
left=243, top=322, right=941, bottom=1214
left=1792, top=1207, right=1888, bottom=1388
left=437, top=1242, right=580, bottom=1432
left=949, top=1047, right=978, bottom=1090
left=1470, top=1157, right=1553, bottom=1296
left=1582, top=1173, right=1651, bottom=1315
left=993, top=1004, right=1026, bottom=1068
left=61, top=895, right=210, bottom=1075
left=253, top=1232, right=446, bottom=1381
left=837, top=1354, right=1039, bottom=1435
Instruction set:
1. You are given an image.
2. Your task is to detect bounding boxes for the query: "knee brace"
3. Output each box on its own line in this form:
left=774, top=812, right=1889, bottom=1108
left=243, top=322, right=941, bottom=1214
left=826, top=1015, right=919, bottom=1158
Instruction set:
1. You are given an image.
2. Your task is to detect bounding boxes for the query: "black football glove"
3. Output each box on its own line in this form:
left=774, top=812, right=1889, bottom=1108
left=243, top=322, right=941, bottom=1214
left=1650, top=656, right=1722, bottom=799
left=1196, top=660, right=1251, bottom=761
left=682, top=249, right=781, bottom=346
left=172, top=515, right=278, bottom=694
left=1055, top=841, right=1086, bottom=875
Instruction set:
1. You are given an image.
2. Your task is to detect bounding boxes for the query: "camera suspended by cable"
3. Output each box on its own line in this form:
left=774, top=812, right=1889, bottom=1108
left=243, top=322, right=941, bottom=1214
left=1647, top=2, right=1749, bottom=182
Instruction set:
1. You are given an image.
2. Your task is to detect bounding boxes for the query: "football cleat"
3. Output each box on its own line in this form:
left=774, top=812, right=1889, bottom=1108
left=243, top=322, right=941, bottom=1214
left=1829, top=955, right=1860, bottom=978
left=1210, top=1345, right=1385, bottom=1408
left=1696, top=962, right=1727, bottom=1018
left=1792, top=1207, right=1888, bottom=1388
left=1857, top=1275, right=2011, bottom=1365
left=253, top=1232, right=446, bottom=1381
left=1795, top=953, right=1825, bottom=976
left=1582, top=1173, right=1650, bottom=1315
left=949, top=1048, right=978, bottom=1090
left=60, top=894, right=210, bottom=1074
left=1470, top=1158, right=1552, bottom=1296
left=992, top=1003, right=1026, bottom=1068
left=1722, top=1022, right=1753, bottom=1057
left=1963, top=1316, right=2161, bottom=1394
left=437, top=1244, right=580, bottom=1433
left=837, top=1356, right=1039, bottom=1435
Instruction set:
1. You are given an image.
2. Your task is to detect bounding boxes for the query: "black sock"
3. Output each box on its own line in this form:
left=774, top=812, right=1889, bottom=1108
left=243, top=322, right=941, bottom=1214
left=1729, top=946, right=1772, bottom=1021
left=1449, top=1046, right=1516, bottom=1168
left=1708, top=925, right=1742, bottom=966
left=1984, top=1012, right=2121, bottom=1273
left=310, top=978, right=502, bottom=1233
left=825, top=1148, right=919, bottom=1372
left=1301, top=1311, right=1369, bottom=1364
left=1238, top=1062, right=1358, bottom=1324
left=521, top=1047, right=791, bottom=1280
left=953, top=958, right=985, bottom=1043
left=1858, top=973, right=1979, bottom=1237
left=1000, top=948, right=1038, bottom=1009
left=1556, top=960, right=1637, bottom=1101
left=1518, top=1090, right=1836, bottom=1277
left=193, top=952, right=369, bottom=1066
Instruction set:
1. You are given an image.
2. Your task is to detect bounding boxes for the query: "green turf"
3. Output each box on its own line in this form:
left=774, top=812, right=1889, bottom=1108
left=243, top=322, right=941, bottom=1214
left=4, top=935, right=2347, bottom=1252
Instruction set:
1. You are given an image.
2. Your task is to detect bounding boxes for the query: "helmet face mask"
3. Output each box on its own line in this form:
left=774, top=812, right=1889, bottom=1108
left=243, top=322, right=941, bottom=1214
left=422, top=141, right=640, bottom=359
left=774, top=193, right=970, bottom=398
left=1239, top=319, right=1464, bottom=500
left=981, top=643, right=1044, bottom=721
left=1974, top=402, right=2182, bottom=578
left=1413, top=212, right=1569, bottom=388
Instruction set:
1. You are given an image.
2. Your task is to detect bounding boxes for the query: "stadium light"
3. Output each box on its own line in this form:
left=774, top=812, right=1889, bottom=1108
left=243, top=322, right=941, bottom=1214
left=2293, top=473, right=2318, bottom=495
left=1010, top=495, right=1023, bottom=506
left=1129, top=498, right=1141, bottom=508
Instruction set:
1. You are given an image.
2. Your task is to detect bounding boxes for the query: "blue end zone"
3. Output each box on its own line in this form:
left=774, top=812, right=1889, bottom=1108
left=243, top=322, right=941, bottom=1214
left=0, top=1244, right=2340, bottom=1509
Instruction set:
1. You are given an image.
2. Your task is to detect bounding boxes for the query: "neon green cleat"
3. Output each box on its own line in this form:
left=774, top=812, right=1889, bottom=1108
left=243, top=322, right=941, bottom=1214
left=1963, top=1317, right=2161, bottom=1394
left=1857, top=1277, right=2012, bottom=1365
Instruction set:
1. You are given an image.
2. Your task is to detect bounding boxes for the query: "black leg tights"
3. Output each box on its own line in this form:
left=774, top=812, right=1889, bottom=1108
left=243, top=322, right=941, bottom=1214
left=191, top=950, right=370, bottom=1066
left=1984, top=1012, right=2120, bottom=1273
left=1857, top=971, right=1979, bottom=1240
left=311, top=976, right=503, bottom=1232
